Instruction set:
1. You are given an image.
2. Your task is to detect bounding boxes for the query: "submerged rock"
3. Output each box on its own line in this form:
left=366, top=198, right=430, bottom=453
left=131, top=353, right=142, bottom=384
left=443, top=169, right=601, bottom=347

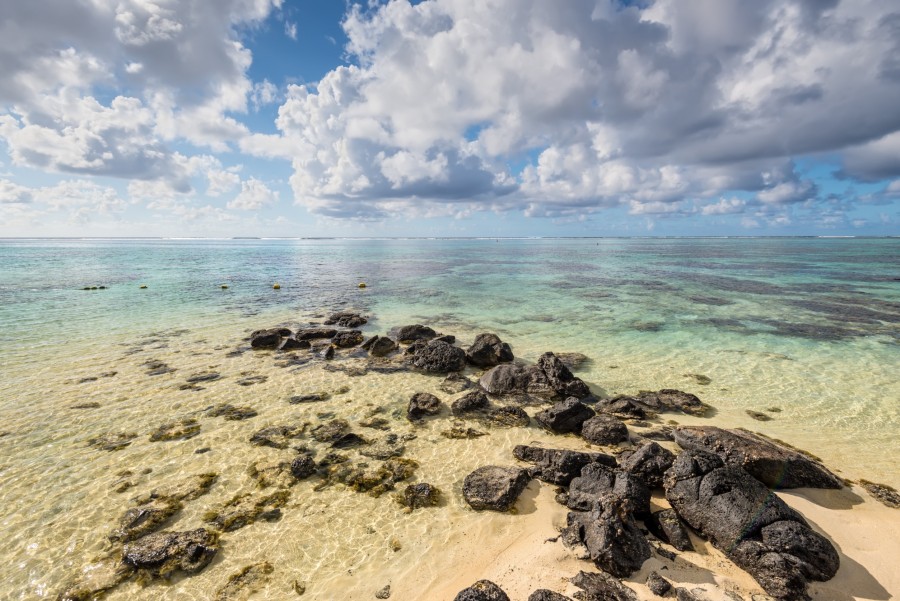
left=454, top=580, right=510, bottom=601
left=665, top=450, right=839, bottom=599
left=673, top=426, right=844, bottom=490
left=324, top=312, right=368, bottom=328
left=441, top=424, right=487, bottom=439
left=250, top=329, right=285, bottom=349
left=295, top=327, right=338, bottom=341
left=122, top=528, right=218, bottom=578
left=440, top=373, right=475, bottom=394
left=311, top=419, right=351, bottom=444
left=214, top=562, right=274, bottom=601
left=407, top=392, right=443, bottom=421
left=451, top=390, right=489, bottom=415
left=369, top=336, right=399, bottom=357
left=513, top=445, right=615, bottom=486
left=249, top=424, right=306, bottom=449
left=290, top=455, right=317, bottom=480
left=398, top=482, right=441, bottom=510
left=203, top=490, right=290, bottom=531
left=466, top=333, right=514, bottom=368
left=594, top=397, right=646, bottom=420
left=87, top=432, right=137, bottom=452
left=149, top=419, right=201, bottom=442
left=624, top=390, right=710, bottom=417
left=110, top=498, right=182, bottom=543
left=463, top=466, right=531, bottom=511
left=206, top=403, right=258, bottom=420
left=535, top=397, right=595, bottom=434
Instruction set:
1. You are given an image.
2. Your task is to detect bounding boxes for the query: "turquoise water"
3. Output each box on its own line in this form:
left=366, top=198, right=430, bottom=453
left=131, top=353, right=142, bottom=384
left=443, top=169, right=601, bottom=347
left=0, top=237, right=897, bottom=600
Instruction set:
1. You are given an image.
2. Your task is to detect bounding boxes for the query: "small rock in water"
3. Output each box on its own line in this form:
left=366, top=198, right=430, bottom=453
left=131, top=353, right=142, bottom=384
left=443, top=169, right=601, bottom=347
left=149, top=419, right=201, bottom=442
left=206, top=403, right=258, bottom=420
left=249, top=424, right=306, bottom=449
left=289, top=392, right=330, bottom=404
left=439, top=373, right=474, bottom=394
left=441, top=425, right=487, bottom=439
left=214, top=561, right=274, bottom=601
left=87, top=432, right=138, bottom=452
left=236, top=374, right=267, bottom=386
left=122, top=528, right=218, bottom=578
left=535, top=397, right=595, bottom=434
left=746, top=410, right=772, bottom=421
left=462, top=466, right=530, bottom=512
left=684, top=373, right=712, bottom=385
left=324, top=311, right=368, bottom=328
left=71, top=402, right=101, bottom=409
left=397, top=483, right=441, bottom=510
left=407, top=392, right=443, bottom=421
left=375, top=584, right=392, bottom=599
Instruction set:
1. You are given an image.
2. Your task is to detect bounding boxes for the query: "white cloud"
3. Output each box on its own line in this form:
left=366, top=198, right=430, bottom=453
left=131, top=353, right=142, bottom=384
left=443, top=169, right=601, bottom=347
left=701, top=197, right=746, bottom=215
left=285, top=21, right=297, bottom=40
left=227, top=177, right=279, bottom=210
left=0, top=179, right=34, bottom=204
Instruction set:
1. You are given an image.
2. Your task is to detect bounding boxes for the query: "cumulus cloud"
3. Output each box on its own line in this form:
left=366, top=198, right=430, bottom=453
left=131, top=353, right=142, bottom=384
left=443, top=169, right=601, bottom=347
left=0, top=179, right=34, bottom=204
left=701, top=197, right=747, bottom=215
left=227, top=177, right=279, bottom=210
left=232, top=0, right=900, bottom=221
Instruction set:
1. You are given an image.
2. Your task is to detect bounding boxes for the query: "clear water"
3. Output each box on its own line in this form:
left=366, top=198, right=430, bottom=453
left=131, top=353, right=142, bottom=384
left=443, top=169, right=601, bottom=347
left=0, top=237, right=897, bottom=600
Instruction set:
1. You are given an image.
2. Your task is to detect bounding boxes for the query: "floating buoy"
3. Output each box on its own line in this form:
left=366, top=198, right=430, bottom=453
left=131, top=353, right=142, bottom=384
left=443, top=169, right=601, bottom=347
left=358, top=282, right=367, bottom=289
left=139, top=285, right=147, bottom=289
left=221, top=284, right=229, bottom=289
left=273, top=283, right=281, bottom=289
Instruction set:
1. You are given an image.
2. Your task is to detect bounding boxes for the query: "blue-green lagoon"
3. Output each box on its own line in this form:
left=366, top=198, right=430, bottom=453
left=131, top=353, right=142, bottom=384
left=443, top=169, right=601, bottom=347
left=0, top=238, right=897, bottom=600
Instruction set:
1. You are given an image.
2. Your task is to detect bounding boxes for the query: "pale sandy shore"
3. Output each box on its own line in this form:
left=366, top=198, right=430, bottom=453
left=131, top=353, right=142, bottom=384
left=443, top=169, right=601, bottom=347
left=406, top=483, right=899, bottom=601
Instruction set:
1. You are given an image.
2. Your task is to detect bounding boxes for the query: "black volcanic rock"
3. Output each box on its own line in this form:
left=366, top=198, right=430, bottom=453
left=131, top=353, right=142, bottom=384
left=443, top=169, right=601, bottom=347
left=463, top=466, right=531, bottom=512
left=535, top=397, right=595, bottom=434
left=673, top=426, right=843, bottom=489
left=466, top=333, right=514, bottom=368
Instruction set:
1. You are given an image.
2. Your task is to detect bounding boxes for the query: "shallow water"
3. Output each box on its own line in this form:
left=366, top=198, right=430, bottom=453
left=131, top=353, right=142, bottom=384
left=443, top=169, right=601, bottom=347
left=0, top=237, right=897, bottom=600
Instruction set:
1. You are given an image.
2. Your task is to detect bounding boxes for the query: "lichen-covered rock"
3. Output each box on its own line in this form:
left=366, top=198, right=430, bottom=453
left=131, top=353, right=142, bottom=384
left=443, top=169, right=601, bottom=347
left=454, top=580, right=510, bottom=601
left=513, top=445, right=615, bottom=486
left=398, top=482, right=441, bottom=510
left=122, top=528, right=218, bottom=578
left=581, top=415, right=628, bottom=446
left=535, top=398, right=595, bottom=434
left=408, top=392, right=443, bottom=421
left=463, top=466, right=531, bottom=511
left=673, top=426, right=843, bottom=489
left=665, top=450, right=839, bottom=599
left=619, top=441, right=675, bottom=488
left=646, top=509, right=694, bottom=552
left=466, top=333, right=514, bottom=368
left=411, top=339, right=467, bottom=373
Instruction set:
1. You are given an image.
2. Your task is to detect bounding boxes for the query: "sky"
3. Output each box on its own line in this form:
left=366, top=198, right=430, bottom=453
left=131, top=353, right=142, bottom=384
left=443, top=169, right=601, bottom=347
left=0, top=0, right=899, bottom=237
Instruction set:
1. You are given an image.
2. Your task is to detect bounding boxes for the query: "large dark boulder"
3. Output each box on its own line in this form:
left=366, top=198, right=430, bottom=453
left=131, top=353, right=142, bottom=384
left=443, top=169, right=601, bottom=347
left=646, top=509, right=694, bottom=552
left=407, top=392, right=443, bottom=421
left=619, top=441, right=675, bottom=488
left=528, top=591, right=572, bottom=601
left=369, top=336, right=398, bottom=357
left=452, top=391, right=489, bottom=416
left=466, top=333, right=514, bottom=368
left=537, top=353, right=591, bottom=399
left=665, top=450, right=839, bottom=599
left=581, top=415, right=629, bottom=445
left=332, top=330, right=364, bottom=348
left=463, top=466, right=531, bottom=512
left=411, top=340, right=467, bottom=373
left=570, top=570, right=637, bottom=601
left=673, top=426, right=843, bottom=489
left=393, top=324, right=437, bottom=343
left=295, top=327, right=338, bottom=341
left=279, top=336, right=310, bottom=351
left=513, top=445, right=615, bottom=486
left=563, top=495, right=651, bottom=577
left=324, top=312, right=367, bottom=327
left=454, top=580, right=510, bottom=601
left=250, top=328, right=286, bottom=349
left=628, top=389, right=710, bottom=416
left=535, top=398, right=595, bottom=434
left=122, top=529, right=217, bottom=578
left=567, top=463, right=650, bottom=517
left=478, top=352, right=590, bottom=400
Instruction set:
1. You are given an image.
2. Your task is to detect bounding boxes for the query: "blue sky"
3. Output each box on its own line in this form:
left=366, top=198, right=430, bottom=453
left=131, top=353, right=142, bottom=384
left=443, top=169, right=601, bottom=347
left=0, top=0, right=898, bottom=237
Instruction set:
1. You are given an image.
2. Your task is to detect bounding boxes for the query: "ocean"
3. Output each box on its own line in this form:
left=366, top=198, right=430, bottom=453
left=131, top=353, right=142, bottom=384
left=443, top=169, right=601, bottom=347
left=0, top=237, right=897, bottom=600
